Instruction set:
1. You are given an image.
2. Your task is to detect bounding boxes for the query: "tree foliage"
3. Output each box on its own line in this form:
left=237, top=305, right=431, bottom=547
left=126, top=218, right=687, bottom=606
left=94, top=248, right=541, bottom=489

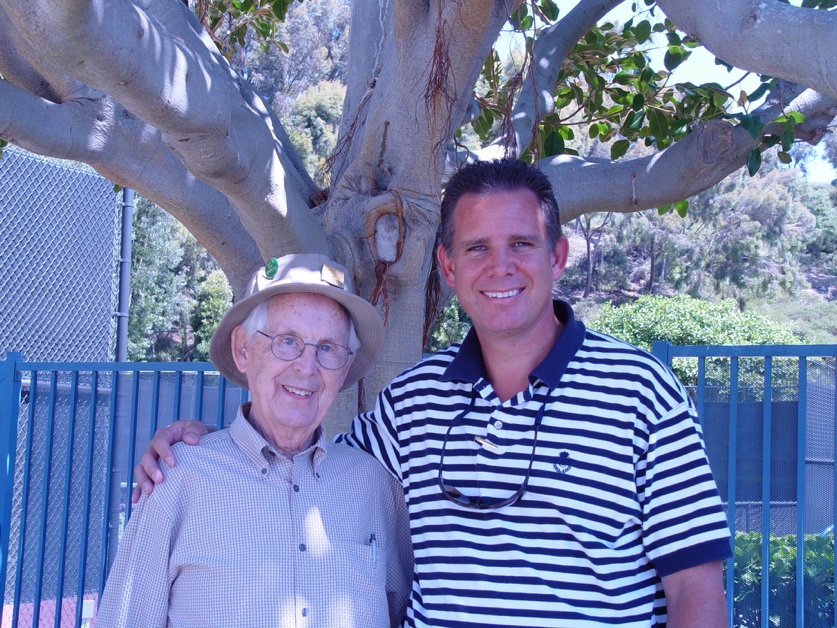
left=128, top=196, right=230, bottom=361
left=190, top=268, right=233, bottom=361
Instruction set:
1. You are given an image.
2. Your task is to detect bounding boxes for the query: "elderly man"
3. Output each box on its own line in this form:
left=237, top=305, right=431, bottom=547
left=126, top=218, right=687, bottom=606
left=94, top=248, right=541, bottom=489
left=138, top=159, right=731, bottom=627
left=99, top=254, right=412, bottom=627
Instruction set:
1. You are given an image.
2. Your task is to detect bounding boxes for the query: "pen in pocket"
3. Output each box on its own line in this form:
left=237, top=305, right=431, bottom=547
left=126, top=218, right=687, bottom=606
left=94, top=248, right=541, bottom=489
left=370, top=533, right=377, bottom=568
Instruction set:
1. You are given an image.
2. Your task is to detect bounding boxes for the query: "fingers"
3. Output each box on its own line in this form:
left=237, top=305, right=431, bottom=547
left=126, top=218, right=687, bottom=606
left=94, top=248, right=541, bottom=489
left=130, top=420, right=209, bottom=503
left=131, top=456, right=154, bottom=504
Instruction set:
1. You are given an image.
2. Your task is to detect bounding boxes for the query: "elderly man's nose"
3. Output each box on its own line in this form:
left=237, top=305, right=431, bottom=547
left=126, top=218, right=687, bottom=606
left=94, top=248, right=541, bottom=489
left=292, top=344, right=319, bottom=373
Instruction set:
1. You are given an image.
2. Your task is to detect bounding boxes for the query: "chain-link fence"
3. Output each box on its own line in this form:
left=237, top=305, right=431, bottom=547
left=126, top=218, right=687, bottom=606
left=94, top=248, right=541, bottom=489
left=0, top=146, right=120, bottom=362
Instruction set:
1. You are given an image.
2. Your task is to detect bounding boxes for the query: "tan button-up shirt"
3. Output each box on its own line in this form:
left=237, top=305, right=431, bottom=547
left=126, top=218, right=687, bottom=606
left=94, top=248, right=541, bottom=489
left=98, top=403, right=413, bottom=627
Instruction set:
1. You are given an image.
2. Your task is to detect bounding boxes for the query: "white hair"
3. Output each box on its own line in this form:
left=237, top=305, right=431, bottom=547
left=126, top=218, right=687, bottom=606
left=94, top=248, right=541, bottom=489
left=240, top=295, right=361, bottom=353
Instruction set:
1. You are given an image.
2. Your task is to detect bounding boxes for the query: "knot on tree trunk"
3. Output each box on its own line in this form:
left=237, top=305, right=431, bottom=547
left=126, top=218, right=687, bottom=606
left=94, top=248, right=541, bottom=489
left=365, top=191, right=405, bottom=263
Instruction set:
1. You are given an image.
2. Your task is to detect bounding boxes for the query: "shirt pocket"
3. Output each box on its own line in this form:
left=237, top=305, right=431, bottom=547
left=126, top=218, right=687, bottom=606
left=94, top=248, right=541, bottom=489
left=323, top=540, right=390, bottom=626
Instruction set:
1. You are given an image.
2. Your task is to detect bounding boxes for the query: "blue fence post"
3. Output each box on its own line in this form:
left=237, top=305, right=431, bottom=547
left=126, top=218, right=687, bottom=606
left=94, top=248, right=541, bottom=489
left=0, top=351, right=23, bottom=608
left=651, top=341, right=671, bottom=366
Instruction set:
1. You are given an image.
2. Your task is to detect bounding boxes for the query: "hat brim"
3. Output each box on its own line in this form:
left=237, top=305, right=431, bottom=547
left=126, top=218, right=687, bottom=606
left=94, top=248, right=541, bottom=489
left=209, top=284, right=384, bottom=392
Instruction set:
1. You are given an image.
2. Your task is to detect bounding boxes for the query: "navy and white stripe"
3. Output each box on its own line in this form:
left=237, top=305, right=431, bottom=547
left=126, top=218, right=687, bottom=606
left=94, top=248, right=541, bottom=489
left=339, top=301, right=731, bottom=627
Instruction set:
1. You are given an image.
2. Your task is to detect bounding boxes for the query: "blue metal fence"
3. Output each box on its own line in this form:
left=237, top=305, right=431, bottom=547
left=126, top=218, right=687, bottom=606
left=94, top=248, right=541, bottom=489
left=0, top=353, right=247, bottom=627
left=1, top=346, right=835, bottom=626
left=652, top=342, right=837, bottom=628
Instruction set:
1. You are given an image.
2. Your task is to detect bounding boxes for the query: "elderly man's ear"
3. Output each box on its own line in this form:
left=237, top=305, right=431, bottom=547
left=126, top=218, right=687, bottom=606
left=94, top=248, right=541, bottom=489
left=231, top=326, right=250, bottom=372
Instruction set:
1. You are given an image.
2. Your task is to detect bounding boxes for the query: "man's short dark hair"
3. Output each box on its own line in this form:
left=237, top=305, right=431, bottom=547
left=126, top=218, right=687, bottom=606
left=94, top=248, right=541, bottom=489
left=439, top=158, right=562, bottom=251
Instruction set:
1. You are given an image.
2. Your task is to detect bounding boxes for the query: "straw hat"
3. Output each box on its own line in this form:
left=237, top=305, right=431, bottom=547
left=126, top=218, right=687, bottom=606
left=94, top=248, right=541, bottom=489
left=209, top=254, right=384, bottom=391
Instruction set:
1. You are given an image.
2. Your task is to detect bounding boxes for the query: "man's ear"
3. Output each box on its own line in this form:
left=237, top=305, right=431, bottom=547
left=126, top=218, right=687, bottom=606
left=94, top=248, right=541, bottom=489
left=551, top=236, right=570, bottom=282
left=231, top=326, right=250, bottom=373
left=437, top=245, right=456, bottom=289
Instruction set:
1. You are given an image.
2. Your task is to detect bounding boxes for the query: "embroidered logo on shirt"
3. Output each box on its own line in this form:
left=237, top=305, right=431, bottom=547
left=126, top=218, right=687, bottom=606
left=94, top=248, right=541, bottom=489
left=553, top=451, right=572, bottom=474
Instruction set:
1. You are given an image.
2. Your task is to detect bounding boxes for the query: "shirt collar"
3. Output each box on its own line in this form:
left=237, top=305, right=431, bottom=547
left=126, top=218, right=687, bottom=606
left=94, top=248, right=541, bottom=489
left=440, top=300, right=586, bottom=389
left=230, top=402, right=328, bottom=475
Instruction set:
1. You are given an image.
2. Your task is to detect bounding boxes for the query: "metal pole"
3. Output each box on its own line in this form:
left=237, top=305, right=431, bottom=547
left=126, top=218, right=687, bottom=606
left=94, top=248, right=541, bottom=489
left=0, top=352, right=23, bottom=611
left=115, top=188, right=134, bottom=361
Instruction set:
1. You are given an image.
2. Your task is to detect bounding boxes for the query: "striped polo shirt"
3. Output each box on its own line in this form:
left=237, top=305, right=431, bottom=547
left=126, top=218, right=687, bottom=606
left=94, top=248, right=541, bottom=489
left=340, top=301, right=731, bottom=627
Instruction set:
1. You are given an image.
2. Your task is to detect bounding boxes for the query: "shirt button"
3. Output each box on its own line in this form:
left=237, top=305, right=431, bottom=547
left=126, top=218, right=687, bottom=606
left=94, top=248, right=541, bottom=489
left=293, top=484, right=300, bottom=492
left=301, top=608, right=309, bottom=617
left=260, top=468, right=267, bottom=475
left=494, top=420, right=503, bottom=429
left=299, top=543, right=306, bottom=552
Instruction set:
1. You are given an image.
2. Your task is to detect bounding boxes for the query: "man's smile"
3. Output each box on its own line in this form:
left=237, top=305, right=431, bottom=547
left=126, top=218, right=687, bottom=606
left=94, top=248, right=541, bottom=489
left=283, top=384, right=313, bottom=397
left=482, top=289, right=522, bottom=299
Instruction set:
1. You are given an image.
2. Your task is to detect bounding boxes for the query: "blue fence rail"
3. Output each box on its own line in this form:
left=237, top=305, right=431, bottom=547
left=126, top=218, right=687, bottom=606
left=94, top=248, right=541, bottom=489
left=0, top=345, right=835, bottom=626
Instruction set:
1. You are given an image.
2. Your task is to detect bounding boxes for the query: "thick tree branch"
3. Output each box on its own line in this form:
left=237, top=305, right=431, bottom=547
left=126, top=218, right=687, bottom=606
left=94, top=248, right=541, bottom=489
left=0, top=79, right=262, bottom=297
left=658, top=0, right=837, bottom=99
left=539, top=85, right=837, bottom=222
left=2, top=0, right=328, bottom=262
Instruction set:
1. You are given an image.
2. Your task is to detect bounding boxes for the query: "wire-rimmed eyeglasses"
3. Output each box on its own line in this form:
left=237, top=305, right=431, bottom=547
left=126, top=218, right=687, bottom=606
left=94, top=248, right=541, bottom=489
left=256, top=330, right=353, bottom=370
left=437, top=394, right=547, bottom=510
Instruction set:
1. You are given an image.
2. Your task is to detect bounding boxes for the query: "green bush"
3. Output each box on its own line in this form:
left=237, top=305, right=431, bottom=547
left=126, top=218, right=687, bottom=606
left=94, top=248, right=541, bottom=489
left=732, top=531, right=834, bottom=626
left=589, top=295, right=804, bottom=386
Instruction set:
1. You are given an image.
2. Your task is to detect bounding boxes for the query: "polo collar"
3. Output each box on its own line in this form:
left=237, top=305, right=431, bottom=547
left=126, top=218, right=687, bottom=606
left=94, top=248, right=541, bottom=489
left=440, top=300, right=586, bottom=389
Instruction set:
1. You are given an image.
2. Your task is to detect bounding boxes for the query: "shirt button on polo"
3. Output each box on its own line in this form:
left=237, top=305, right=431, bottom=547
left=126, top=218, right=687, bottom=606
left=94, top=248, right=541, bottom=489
left=494, top=420, right=503, bottom=429
left=260, top=468, right=267, bottom=475
left=299, top=543, right=306, bottom=552
left=293, top=484, right=300, bottom=492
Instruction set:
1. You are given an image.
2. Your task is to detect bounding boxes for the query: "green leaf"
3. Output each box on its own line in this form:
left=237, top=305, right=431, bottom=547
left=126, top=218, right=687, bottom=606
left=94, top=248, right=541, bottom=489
left=747, top=147, right=762, bottom=176
left=543, top=131, right=565, bottom=157
left=647, top=108, right=669, bottom=140
left=635, top=20, right=651, bottom=44
left=787, top=111, right=805, bottom=124
left=657, top=203, right=672, bottom=216
left=539, top=0, right=560, bottom=21
left=674, top=198, right=689, bottom=218
left=664, top=46, right=689, bottom=71
left=113, top=184, right=123, bottom=193
left=631, top=93, right=645, bottom=111
left=671, top=118, right=691, bottom=137
left=714, top=57, right=734, bottom=72
left=777, top=151, right=792, bottom=164
left=472, top=109, right=494, bottom=138
left=625, top=110, right=646, bottom=131
left=746, top=83, right=770, bottom=103
left=739, top=114, right=763, bottom=140
left=611, top=139, right=630, bottom=160
left=781, top=129, right=794, bottom=152
left=632, top=52, right=646, bottom=69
